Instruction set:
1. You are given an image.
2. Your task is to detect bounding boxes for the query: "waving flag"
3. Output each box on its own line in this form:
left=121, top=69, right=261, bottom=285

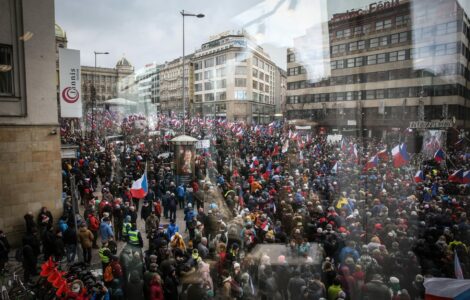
left=463, top=171, right=470, bottom=184
left=424, top=278, right=470, bottom=300
left=414, top=170, right=425, bottom=183
left=130, top=171, right=148, bottom=199
left=377, top=149, right=388, bottom=161
left=391, top=143, right=409, bottom=168
left=434, top=149, right=445, bottom=163
left=364, top=155, right=378, bottom=171
left=449, top=169, right=464, bottom=183
left=271, top=145, right=279, bottom=157
left=341, top=139, right=348, bottom=152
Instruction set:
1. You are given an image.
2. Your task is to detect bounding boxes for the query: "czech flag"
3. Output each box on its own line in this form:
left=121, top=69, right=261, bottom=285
left=449, top=169, right=464, bottom=183
left=364, top=155, right=378, bottom=171
left=462, top=170, right=470, bottom=184
left=377, top=149, right=388, bottom=161
left=424, top=278, right=470, bottom=300
left=434, top=149, right=445, bottom=163
left=414, top=170, right=425, bottom=183
left=391, top=143, right=409, bottom=168
left=130, top=171, right=148, bottom=199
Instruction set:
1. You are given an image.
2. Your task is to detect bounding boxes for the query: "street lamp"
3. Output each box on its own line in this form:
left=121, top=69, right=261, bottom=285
left=181, top=10, right=204, bottom=135
left=91, top=51, right=109, bottom=140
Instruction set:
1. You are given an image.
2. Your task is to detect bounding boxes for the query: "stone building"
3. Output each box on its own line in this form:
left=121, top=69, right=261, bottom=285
left=0, top=0, right=62, bottom=244
left=192, top=30, right=281, bottom=123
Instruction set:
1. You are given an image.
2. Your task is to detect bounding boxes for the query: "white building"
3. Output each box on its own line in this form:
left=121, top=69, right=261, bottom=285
left=192, top=30, right=281, bottom=123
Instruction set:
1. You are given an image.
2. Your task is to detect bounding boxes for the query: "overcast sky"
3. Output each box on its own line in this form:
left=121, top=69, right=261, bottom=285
left=56, top=0, right=470, bottom=71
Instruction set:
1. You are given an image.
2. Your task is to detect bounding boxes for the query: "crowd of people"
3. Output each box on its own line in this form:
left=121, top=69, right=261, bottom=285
left=1, top=115, right=469, bottom=300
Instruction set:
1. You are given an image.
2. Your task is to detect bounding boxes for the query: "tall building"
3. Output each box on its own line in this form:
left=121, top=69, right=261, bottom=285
left=286, top=0, right=470, bottom=136
left=135, top=62, right=163, bottom=112
left=192, top=30, right=281, bottom=123
left=0, top=0, right=62, bottom=244
left=160, top=56, right=194, bottom=116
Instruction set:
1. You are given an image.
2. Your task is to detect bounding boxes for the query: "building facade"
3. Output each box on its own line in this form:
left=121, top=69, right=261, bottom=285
left=0, top=0, right=62, bottom=244
left=81, top=57, right=135, bottom=108
left=275, top=67, right=287, bottom=115
left=192, top=31, right=280, bottom=123
left=135, top=62, right=163, bottom=112
left=160, top=56, right=194, bottom=116
left=286, top=0, right=470, bottom=135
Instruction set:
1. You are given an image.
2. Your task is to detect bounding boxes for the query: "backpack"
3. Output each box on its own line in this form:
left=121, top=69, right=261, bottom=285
left=103, top=264, right=114, bottom=282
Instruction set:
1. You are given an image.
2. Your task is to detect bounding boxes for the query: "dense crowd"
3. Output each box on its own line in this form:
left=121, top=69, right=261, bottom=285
left=1, top=116, right=469, bottom=300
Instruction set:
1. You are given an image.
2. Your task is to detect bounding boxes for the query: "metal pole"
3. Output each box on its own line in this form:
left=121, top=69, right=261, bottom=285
left=92, top=53, right=96, bottom=140
left=182, top=11, right=186, bottom=135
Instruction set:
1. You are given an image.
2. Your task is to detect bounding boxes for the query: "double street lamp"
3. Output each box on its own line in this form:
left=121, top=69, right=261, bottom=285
left=91, top=51, right=109, bottom=140
left=181, top=10, right=204, bottom=135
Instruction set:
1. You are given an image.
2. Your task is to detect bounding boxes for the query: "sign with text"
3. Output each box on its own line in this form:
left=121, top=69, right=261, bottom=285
left=59, top=48, right=82, bottom=118
left=409, top=120, right=453, bottom=129
left=196, top=139, right=210, bottom=149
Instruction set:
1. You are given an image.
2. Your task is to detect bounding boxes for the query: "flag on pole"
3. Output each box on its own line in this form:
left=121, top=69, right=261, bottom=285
left=377, top=148, right=388, bottom=161
left=449, top=169, right=464, bottom=183
left=434, top=149, right=445, bottom=163
left=391, top=143, right=410, bottom=168
left=130, top=170, right=148, bottom=199
left=414, top=170, right=425, bottom=183
left=364, top=155, right=378, bottom=171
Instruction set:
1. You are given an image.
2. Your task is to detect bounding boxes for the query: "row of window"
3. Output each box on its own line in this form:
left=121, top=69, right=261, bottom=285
left=330, top=42, right=459, bottom=70
left=195, top=90, right=272, bottom=102
left=331, top=31, right=409, bottom=55
left=253, top=80, right=270, bottom=93
left=195, top=79, right=227, bottom=92
left=287, top=63, right=465, bottom=90
left=286, top=105, right=470, bottom=121
left=286, top=84, right=467, bottom=104
left=333, top=15, right=409, bottom=39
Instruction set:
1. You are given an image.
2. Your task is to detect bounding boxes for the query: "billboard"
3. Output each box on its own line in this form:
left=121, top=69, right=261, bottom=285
left=421, top=130, right=445, bottom=159
left=176, top=145, right=195, bottom=176
left=59, top=48, right=82, bottom=118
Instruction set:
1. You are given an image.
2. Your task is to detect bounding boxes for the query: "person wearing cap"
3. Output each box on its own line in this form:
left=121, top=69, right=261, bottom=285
left=168, top=193, right=178, bottom=221
left=288, top=269, right=307, bottom=300
left=184, top=203, right=196, bottom=232
left=176, top=183, right=186, bottom=209
left=162, top=191, right=170, bottom=219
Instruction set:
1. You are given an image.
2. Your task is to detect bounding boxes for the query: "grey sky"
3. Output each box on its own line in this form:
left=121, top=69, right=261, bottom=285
left=56, top=0, right=470, bottom=71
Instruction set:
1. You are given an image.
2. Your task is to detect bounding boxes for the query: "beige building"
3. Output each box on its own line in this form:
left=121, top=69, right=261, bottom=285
left=286, top=0, right=470, bottom=136
left=159, top=56, right=194, bottom=116
left=81, top=57, right=135, bottom=107
left=0, top=0, right=62, bottom=243
left=192, top=31, right=280, bottom=123
left=274, top=67, right=287, bottom=115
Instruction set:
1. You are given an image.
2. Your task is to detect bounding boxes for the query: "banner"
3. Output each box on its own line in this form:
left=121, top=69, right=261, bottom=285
left=421, top=130, right=445, bottom=160
left=176, top=145, right=195, bottom=176
left=59, top=48, right=82, bottom=118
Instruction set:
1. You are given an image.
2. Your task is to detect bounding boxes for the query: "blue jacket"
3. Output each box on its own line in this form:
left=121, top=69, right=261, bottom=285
left=176, top=186, right=185, bottom=198
left=166, top=223, right=179, bottom=240
left=58, top=220, right=68, bottom=233
left=99, top=222, right=114, bottom=242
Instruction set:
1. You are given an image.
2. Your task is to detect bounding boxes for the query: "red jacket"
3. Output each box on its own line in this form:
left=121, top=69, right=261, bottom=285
left=149, top=283, right=164, bottom=300
left=88, top=215, right=100, bottom=231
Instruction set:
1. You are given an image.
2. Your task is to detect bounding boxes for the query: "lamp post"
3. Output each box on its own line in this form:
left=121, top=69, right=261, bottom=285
left=181, top=10, right=204, bottom=135
left=91, top=51, right=109, bottom=140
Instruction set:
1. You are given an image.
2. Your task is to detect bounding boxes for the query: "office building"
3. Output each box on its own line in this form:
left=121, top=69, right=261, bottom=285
left=192, top=30, right=281, bottom=123
left=286, top=0, right=470, bottom=136
left=160, top=56, right=194, bottom=116
left=135, top=62, right=163, bottom=112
